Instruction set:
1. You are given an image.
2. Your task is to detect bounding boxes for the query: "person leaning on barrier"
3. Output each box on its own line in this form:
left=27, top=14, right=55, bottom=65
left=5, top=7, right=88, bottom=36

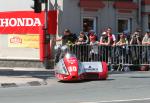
left=99, top=31, right=108, bottom=46
left=140, top=31, right=150, bottom=71
left=76, top=31, right=89, bottom=45
left=106, top=27, right=116, bottom=46
left=116, top=32, right=129, bottom=63
left=88, top=30, right=98, bottom=43
left=99, top=28, right=116, bottom=46
left=56, top=29, right=77, bottom=45
left=89, top=34, right=99, bottom=61
left=142, top=31, right=150, bottom=45
left=116, top=32, right=128, bottom=46
left=54, top=29, right=77, bottom=63
left=75, top=32, right=89, bottom=61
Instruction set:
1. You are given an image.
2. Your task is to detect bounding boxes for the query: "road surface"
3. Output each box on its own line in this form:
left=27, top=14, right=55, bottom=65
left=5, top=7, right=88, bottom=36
left=0, top=71, right=150, bottom=103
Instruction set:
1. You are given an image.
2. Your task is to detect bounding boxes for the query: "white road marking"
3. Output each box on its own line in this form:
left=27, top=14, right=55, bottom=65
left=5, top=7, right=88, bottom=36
left=81, top=98, right=150, bottom=103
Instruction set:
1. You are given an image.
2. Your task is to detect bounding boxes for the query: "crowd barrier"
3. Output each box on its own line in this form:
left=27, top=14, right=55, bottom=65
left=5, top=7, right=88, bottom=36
left=67, top=45, right=150, bottom=71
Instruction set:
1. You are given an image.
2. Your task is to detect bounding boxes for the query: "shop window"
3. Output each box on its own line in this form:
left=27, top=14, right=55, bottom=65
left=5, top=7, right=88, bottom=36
left=83, top=17, right=97, bottom=32
left=148, top=15, right=150, bottom=30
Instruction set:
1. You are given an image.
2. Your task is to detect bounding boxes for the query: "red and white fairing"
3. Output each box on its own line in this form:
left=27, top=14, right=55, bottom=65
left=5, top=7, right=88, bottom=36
left=55, top=53, right=108, bottom=81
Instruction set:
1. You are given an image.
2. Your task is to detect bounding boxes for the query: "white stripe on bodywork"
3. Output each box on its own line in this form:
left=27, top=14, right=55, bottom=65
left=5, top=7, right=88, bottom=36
left=82, top=62, right=103, bottom=73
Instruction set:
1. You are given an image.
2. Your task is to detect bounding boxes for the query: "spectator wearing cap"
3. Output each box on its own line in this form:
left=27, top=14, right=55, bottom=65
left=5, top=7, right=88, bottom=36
left=56, top=29, right=77, bottom=45
left=99, top=31, right=108, bottom=45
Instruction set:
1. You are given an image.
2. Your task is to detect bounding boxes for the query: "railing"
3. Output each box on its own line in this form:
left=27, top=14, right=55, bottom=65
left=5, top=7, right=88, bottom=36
left=67, top=45, right=150, bottom=71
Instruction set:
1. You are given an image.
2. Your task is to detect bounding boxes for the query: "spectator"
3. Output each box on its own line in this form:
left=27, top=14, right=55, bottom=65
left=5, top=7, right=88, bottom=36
left=76, top=32, right=89, bottom=45
left=55, top=29, right=77, bottom=63
left=142, top=31, right=150, bottom=70
left=57, top=29, right=77, bottom=45
left=76, top=32, right=89, bottom=61
left=130, top=31, right=141, bottom=45
left=106, top=27, right=116, bottom=46
left=116, top=32, right=128, bottom=46
left=89, top=34, right=99, bottom=61
left=129, top=31, right=142, bottom=70
left=142, top=31, right=150, bottom=45
left=116, top=33, right=129, bottom=67
left=88, top=30, right=98, bottom=43
left=99, top=31, right=108, bottom=46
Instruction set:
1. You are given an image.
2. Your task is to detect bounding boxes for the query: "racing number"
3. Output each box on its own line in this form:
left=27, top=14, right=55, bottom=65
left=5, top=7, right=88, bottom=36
left=68, top=66, right=77, bottom=72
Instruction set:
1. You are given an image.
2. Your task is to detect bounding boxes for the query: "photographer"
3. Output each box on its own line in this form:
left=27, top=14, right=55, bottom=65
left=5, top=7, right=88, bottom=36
left=130, top=31, right=141, bottom=45
left=129, top=31, right=142, bottom=70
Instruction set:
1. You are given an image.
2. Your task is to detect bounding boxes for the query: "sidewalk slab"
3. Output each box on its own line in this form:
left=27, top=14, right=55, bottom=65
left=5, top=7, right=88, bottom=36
left=0, top=76, right=47, bottom=88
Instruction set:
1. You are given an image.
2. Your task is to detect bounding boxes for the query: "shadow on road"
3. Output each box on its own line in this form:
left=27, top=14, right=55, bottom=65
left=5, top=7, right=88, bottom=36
left=0, top=70, right=55, bottom=80
left=58, top=78, right=115, bottom=84
left=130, top=76, right=150, bottom=79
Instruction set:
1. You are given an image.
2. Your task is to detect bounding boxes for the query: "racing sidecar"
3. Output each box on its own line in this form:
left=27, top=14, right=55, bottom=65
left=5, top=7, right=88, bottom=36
left=54, top=45, right=108, bottom=81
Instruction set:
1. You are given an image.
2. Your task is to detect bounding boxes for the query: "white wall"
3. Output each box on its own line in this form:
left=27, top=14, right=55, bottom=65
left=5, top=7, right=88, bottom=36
left=0, top=0, right=40, bottom=60
left=0, top=0, right=32, bottom=11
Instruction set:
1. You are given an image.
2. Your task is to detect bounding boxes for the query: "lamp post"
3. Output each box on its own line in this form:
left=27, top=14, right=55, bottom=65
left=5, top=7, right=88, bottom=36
left=43, top=0, right=51, bottom=69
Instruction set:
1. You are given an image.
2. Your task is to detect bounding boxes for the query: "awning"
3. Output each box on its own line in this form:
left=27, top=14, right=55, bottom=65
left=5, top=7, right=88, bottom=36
left=114, top=1, right=138, bottom=9
left=80, top=0, right=105, bottom=10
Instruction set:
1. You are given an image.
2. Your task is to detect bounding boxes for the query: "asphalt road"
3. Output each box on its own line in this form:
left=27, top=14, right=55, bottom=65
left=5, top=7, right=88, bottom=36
left=0, top=71, right=150, bottom=103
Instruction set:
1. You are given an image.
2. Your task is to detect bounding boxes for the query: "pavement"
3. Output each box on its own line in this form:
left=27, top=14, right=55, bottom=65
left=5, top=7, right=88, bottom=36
left=0, top=67, right=55, bottom=88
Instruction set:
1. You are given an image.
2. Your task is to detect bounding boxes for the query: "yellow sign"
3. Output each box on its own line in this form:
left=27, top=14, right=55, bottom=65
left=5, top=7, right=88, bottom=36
left=8, top=34, right=40, bottom=48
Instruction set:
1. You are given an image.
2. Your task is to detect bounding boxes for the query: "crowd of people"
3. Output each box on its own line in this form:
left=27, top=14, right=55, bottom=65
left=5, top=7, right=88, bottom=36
left=55, top=27, right=150, bottom=71
left=57, top=27, right=150, bottom=47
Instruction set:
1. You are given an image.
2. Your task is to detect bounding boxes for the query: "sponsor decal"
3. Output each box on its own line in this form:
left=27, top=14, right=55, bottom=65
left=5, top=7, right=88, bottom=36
left=0, top=11, right=57, bottom=35
left=82, top=62, right=103, bottom=72
left=10, top=36, right=22, bottom=44
left=0, top=11, right=44, bottom=34
left=8, top=34, right=39, bottom=48
left=85, top=66, right=99, bottom=72
left=0, top=18, right=41, bottom=27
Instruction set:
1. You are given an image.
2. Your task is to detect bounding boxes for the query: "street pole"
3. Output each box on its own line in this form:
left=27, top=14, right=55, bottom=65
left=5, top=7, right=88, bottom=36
left=43, top=0, right=50, bottom=69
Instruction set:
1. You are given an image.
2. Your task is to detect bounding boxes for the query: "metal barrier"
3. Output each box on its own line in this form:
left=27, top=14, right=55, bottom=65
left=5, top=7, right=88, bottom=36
left=68, top=45, right=150, bottom=71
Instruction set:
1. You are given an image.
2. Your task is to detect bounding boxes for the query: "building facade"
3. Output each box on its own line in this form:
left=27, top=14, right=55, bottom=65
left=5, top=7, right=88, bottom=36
left=50, top=0, right=150, bottom=35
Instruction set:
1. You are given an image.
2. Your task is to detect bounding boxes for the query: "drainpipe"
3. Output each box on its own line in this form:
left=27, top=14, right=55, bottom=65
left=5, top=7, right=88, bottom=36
left=138, top=0, right=142, bottom=28
left=54, top=0, right=58, bottom=10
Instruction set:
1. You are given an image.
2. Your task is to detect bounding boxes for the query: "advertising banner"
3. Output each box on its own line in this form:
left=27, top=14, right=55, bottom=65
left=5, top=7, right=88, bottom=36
left=0, top=11, right=57, bottom=61
left=48, top=11, right=57, bottom=35
left=8, top=34, right=39, bottom=48
left=0, top=11, right=57, bottom=35
left=0, top=11, right=44, bottom=34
